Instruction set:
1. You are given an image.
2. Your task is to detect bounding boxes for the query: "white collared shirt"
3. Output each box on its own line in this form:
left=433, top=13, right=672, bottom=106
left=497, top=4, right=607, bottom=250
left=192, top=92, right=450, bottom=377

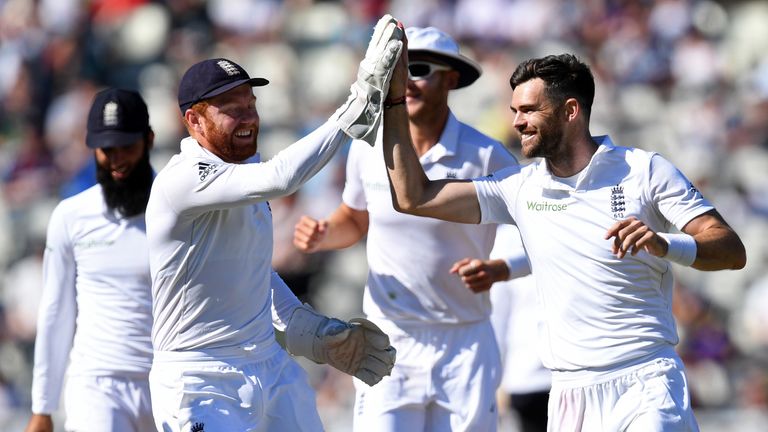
left=474, top=135, right=713, bottom=371
left=344, top=111, right=518, bottom=325
left=147, top=121, right=349, bottom=353
left=32, top=185, right=153, bottom=414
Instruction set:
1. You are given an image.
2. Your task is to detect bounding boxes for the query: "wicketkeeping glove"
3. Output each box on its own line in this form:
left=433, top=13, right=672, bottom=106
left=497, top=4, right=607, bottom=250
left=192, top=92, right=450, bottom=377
left=285, top=305, right=396, bottom=386
left=332, top=14, right=404, bottom=146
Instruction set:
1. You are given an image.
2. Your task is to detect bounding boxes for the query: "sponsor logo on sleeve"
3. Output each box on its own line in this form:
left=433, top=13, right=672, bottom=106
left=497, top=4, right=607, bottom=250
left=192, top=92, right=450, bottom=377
left=689, top=182, right=700, bottom=196
left=197, top=162, right=219, bottom=182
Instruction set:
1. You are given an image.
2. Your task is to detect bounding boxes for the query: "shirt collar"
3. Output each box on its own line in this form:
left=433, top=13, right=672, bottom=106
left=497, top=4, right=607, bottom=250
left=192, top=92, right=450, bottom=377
left=533, top=135, right=615, bottom=191
left=420, top=111, right=459, bottom=163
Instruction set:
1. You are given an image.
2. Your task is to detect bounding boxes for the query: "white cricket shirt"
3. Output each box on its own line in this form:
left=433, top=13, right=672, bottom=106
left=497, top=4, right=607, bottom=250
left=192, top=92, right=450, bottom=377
left=147, top=121, right=348, bottom=353
left=31, top=185, right=153, bottom=414
left=474, top=136, right=713, bottom=371
left=345, top=112, right=518, bottom=325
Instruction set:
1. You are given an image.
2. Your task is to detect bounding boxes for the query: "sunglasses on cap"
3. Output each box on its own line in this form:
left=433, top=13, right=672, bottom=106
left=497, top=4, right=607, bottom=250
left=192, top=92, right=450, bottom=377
left=408, top=62, right=452, bottom=80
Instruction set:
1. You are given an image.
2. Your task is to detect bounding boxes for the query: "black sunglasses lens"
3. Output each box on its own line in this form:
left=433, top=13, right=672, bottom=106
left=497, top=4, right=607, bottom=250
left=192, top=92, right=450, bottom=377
left=408, top=64, right=431, bottom=77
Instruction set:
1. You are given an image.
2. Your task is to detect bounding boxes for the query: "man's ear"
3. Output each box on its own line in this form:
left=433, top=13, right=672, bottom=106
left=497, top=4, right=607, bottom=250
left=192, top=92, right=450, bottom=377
left=184, top=109, right=203, bottom=134
left=564, top=98, right=579, bottom=122
left=146, top=129, right=156, bottom=151
left=445, top=70, right=460, bottom=90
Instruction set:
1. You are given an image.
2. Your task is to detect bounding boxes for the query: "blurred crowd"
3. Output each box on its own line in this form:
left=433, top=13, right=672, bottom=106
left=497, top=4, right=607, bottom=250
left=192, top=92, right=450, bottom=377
left=1, top=0, right=767, bottom=431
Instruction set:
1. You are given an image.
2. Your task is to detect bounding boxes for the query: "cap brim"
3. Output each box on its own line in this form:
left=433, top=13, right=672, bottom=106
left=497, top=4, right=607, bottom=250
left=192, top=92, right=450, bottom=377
left=203, top=77, right=269, bottom=99
left=408, top=50, right=481, bottom=89
left=86, top=130, right=144, bottom=149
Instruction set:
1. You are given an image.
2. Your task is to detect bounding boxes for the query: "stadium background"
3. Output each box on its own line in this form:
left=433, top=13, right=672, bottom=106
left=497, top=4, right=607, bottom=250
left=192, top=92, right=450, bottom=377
left=0, top=0, right=766, bottom=430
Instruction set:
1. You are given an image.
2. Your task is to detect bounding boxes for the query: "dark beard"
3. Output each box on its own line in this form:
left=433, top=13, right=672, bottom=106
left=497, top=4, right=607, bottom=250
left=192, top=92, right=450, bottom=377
left=523, top=122, right=564, bottom=160
left=96, top=148, right=153, bottom=218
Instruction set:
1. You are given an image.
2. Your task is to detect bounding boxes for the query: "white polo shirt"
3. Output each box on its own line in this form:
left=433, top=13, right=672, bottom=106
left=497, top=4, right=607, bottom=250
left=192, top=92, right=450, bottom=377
left=32, top=185, right=153, bottom=414
left=146, top=121, right=348, bottom=354
left=474, top=136, right=713, bottom=371
left=344, top=112, right=518, bottom=325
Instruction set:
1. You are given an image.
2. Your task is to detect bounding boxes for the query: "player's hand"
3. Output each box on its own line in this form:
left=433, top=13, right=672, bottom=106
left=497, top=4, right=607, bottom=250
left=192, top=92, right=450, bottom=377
left=331, top=14, right=404, bottom=145
left=450, top=258, right=507, bottom=293
left=604, top=216, right=668, bottom=258
left=293, top=215, right=328, bottom=253
left=285, top=306, right=396, bottom=386
left=24, top=414, right=54, bottom=432
left=387, top=26, right=409, bottom=102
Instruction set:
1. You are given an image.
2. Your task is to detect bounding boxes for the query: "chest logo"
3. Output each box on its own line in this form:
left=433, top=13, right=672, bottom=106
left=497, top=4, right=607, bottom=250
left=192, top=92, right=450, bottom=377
left=610, top=184, right=626, bottom=219
left=74, top=239, right=115, bottom=250
left=198, top=162, right=219, bottom=182
left=526, top=201, right=568, bottom=212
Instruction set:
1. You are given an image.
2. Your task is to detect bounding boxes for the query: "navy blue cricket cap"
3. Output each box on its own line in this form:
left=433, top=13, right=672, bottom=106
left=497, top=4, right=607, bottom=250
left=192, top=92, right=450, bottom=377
left=177, top=58, right=269, bottom=112
left=86, top=88, right=150, bottom=149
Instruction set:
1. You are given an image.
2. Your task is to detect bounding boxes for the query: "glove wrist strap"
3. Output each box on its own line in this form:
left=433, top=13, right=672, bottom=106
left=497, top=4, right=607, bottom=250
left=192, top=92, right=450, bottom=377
left=285, top=306, right=325, bottom=360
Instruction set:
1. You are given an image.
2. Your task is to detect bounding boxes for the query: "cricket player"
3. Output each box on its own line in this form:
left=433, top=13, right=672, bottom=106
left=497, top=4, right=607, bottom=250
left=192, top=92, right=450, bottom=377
left=26, top=88, right=156, bottom=432
left=145, top=16, right=402, bottom=432
left=293, top=26, right=524, bottom=431
left=383, top=48, right=746, bottom=431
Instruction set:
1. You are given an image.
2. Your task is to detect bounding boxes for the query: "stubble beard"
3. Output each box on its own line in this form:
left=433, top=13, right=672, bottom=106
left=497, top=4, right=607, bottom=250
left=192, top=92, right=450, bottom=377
left=521, top=123, right=564, bottom=160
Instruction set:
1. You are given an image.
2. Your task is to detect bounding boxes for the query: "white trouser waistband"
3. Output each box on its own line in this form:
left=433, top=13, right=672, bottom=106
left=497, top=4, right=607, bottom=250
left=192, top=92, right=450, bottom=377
left=152, top=339, right=282, bottom=365
left=551, top=345, right=681, bottom=387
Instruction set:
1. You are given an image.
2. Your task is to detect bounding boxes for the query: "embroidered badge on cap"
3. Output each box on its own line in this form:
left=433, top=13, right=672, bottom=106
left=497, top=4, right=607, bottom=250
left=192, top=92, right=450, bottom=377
left=103, top=101, right=119, bottom=127
left=217, top=60, right=240, bottom=76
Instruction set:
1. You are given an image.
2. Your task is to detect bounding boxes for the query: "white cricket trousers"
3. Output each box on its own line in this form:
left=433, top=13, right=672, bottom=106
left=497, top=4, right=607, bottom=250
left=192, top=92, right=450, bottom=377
left=63, top=374, right=155, bottom=432
left=548, top=346, right=700, bottom=432
left=149, top=342, right=323, bottom=432
left=352, top=319, right=502, bottom=432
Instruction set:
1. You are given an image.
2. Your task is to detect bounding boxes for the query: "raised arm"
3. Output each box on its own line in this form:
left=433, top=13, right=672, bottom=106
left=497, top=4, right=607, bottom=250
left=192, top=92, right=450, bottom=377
left=381, top=35, right=480, bottom=224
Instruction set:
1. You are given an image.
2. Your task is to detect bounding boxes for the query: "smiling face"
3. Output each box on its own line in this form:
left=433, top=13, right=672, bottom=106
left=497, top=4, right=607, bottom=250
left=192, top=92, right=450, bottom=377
left=95, top=137, right=154, bottom=217
left=509, top=78, right=566, bottom=159
left=95, top=138, right=147, bottom=182
left=187, top=84, right=259, bottom=163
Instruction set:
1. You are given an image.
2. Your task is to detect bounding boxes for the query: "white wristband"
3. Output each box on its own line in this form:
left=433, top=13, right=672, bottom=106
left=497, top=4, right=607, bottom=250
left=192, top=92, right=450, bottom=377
left=658, top=233, right=697, bottom=266
left=504, top=254, right=532, bottom=280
